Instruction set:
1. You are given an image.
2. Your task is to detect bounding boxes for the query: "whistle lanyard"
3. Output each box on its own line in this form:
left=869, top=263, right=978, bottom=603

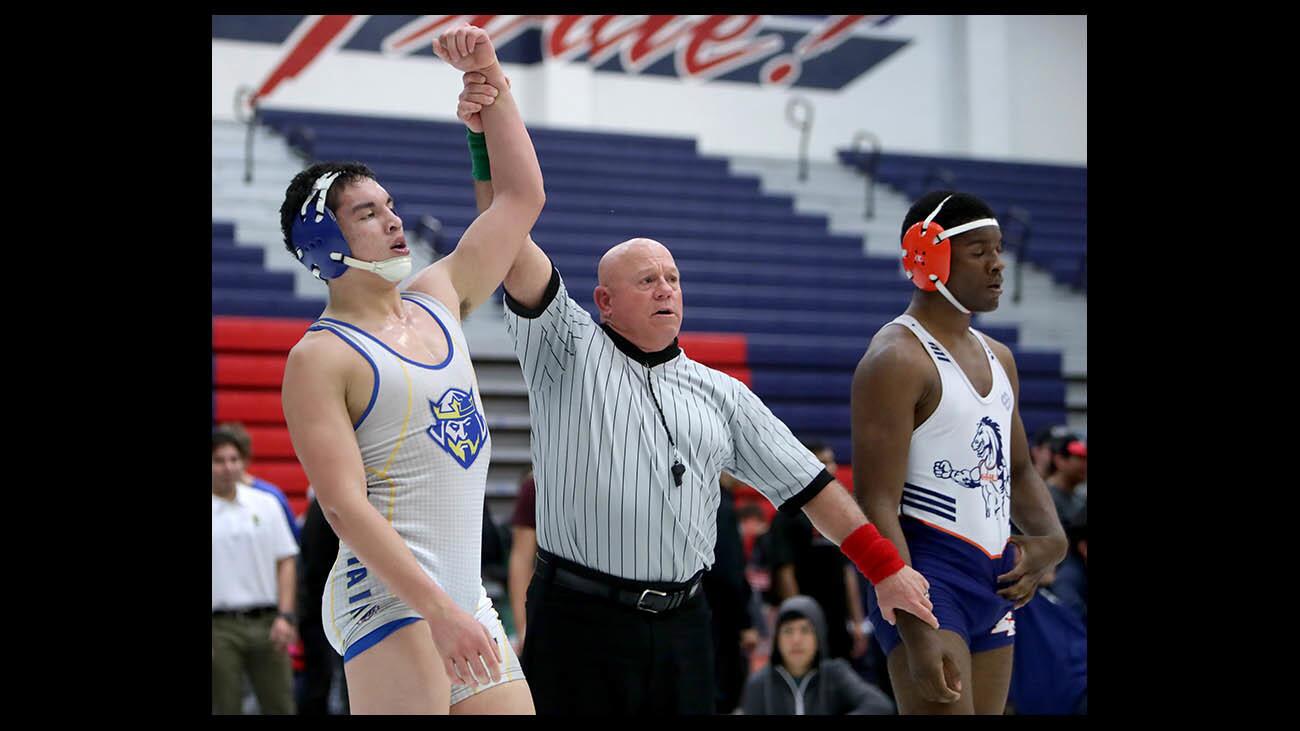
left=643, top=364, right=685, bottom=487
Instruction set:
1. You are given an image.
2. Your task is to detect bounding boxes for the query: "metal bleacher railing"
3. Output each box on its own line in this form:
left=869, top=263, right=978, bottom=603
left=786, top=96, right=813, bottom=183
left=234, top=86, right=258, bottom=184
left=849, top=130, right=881, bottom=220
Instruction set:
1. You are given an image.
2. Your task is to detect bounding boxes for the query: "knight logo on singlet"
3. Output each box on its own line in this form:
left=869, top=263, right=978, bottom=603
left=426, top=388, right=488, bottom=469
left=932, top=416, right=1009, bottom=520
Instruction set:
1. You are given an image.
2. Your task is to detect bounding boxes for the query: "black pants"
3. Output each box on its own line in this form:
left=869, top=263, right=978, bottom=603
left=520, top=556, right=716, bottom=715
left=297, top=615, right=347, bottom=715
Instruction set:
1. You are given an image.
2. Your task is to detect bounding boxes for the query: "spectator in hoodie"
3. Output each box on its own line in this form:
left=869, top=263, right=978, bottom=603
left=740, top=595, right=894, bottom=715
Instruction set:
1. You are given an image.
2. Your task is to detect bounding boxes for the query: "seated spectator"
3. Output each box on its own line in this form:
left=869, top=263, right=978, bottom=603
left=736, top=502, right=770, bottom=566
left=740, top=596, right=894, bottom=715
left=1030, top=424, right=1074, bottom=479
left=1049, top=505, right=1087, bottom=624
left=1046, top=434, right=1087, bottom=530
left=765, top=442, right=867, bottom=663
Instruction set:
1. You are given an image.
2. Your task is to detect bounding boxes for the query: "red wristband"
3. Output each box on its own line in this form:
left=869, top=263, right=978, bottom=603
left=841, top=523, right=905, bottom=585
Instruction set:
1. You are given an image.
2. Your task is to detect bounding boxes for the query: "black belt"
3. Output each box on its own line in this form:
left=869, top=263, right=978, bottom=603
left=535, top=551, right=702, bottom=614
left=212, top=605, right=277, bottom=620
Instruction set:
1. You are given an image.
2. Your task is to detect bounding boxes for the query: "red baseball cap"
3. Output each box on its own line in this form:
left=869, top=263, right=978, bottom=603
left=1049, top=433, right=1086, bottom=458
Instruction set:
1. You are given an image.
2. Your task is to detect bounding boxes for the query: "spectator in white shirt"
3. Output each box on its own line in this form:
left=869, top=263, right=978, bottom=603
left=212, top=426, right=300, bottom=714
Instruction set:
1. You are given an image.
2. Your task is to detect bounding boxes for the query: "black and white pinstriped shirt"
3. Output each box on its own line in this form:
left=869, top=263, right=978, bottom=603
left=503, top=265, right=832, bottom=582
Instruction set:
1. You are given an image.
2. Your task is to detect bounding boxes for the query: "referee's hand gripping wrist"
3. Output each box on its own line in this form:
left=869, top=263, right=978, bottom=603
left=841, top=523, right=939, bottom=630
left=874, top=567, right=939, bottom=630
left=458, top=71, right=500, bottom=135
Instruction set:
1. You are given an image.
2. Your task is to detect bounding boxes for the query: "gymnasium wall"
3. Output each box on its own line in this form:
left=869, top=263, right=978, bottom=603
left=212, top=14, right=1086, bottom=165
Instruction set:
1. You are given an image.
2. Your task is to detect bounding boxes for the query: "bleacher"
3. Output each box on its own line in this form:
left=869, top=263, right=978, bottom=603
left=838, top=149, right=1087, bottom=291
left=214, top=109, right=1070, bottom=511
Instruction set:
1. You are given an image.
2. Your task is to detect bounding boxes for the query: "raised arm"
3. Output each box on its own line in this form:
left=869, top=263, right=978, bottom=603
left=456, top=70, right=555, bottom=310
left=408, top=25, right=545, bottom=320
left=281, top=336, right=502, bottom=687
left=988, top=338, right=1068, bottom=608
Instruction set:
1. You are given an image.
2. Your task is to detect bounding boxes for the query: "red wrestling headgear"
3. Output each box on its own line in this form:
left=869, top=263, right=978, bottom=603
left=900, top=194, right=999, bottom=314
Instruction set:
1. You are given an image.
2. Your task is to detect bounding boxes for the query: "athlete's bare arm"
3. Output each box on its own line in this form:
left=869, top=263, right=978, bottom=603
left=850, top=327, right=931, bottom=580
left=851, top=325, right=962, bottom=704
left=457, top=73, right=556, bottom=310
left=407, top=25, right=545, bottom=321
left=282, top=333, right=503, bottom=687
left=986, top=337, right=1068, bottom=608
left=844, top=564, right=868, bottom=657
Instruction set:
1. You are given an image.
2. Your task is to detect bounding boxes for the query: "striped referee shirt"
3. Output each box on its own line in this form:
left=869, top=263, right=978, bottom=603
left=503, top=265, right=833, bottom=582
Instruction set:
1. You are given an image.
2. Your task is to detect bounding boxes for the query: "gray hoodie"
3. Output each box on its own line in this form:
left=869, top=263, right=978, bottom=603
left=740, top=595, right=895, bottom=715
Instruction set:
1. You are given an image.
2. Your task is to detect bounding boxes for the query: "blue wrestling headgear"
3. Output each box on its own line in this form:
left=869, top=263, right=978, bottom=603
left=290, top=171, right=412, bottom=282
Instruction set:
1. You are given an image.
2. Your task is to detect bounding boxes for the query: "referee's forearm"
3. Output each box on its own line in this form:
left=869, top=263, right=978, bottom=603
left=800, top=480, right=867, bottom=544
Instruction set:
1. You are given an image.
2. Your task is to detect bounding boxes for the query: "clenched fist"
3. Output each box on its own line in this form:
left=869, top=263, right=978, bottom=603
left=433, top=24, right=499, bottom=73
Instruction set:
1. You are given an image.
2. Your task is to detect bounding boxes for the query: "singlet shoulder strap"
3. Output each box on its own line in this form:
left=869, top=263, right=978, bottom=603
left=307, top=318, right=361, bottom=346
left=400, top=290, right=458, bottom=323
left=400, top=290, right=465, bottom=357
left=305, top=320, right=381, bottom=430
left=888, top=314, right=954, bottom=370
left=968, top=327, right=1000, bottom=363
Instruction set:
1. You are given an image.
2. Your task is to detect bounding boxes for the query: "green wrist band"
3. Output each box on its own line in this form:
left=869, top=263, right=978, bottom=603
left=467, top=129, right=491, bottom=181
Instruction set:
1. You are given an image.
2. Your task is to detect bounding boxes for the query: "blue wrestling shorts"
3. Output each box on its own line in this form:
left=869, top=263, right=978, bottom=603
left=866, top=516, right=1018, bottom=656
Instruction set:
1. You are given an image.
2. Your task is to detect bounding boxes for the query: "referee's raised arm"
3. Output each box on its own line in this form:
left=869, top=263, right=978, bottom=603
left=455, top=74, right=553, bottom=311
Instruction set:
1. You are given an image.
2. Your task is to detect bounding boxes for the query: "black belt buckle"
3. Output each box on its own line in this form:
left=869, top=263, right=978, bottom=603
left=636, top=589, right=669, bottom=613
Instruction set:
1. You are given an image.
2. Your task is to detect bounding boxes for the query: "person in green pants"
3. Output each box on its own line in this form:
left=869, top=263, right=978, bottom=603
left=212, top=426, right=300, bottom=714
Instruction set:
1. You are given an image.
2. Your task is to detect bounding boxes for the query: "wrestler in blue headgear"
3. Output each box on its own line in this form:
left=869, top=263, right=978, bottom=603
left=288, top=169, right=413, bottom=282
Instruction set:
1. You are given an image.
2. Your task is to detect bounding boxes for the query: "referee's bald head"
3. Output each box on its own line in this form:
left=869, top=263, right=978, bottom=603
left=594, top=237, right=682, bottom=351
left=597, top=238, right=671, bottom=284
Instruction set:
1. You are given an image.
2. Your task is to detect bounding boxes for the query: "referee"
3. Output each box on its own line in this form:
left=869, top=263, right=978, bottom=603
left=454, top=72, right=938, bottom=715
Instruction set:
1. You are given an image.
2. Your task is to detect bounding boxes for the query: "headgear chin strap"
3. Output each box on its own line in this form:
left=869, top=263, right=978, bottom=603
left=290, top=171, right=413, bottom=283
left=900, top=194, right=998, bottom=314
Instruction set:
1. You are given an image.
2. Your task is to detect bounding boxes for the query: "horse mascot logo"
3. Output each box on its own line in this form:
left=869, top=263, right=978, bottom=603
left=933, top=416, right=1008, bottom=519
left=426, top=388, right=488, bottom=469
